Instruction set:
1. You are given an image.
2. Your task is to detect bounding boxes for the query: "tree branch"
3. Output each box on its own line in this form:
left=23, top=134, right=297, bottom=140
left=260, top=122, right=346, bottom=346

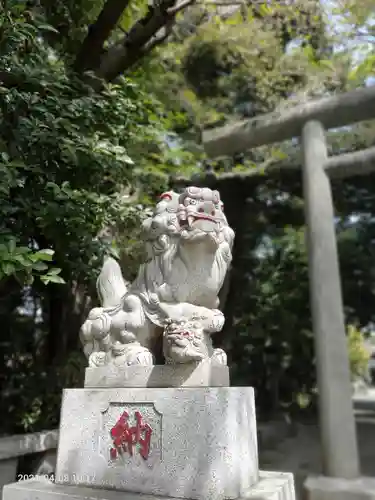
left=94, top=4, right=171, bottom=81
left=141, top=19, right=175, bottom=55
left=196, top=0, right=244, bottom=5
left=167, top=0, right=195, bottom=15
left=73, top=0, right=132, bottom=73
left=93, top=0, right=197, bottom=84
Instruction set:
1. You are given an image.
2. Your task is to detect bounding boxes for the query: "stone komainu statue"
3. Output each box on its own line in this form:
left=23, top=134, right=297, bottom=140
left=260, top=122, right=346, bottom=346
left=80, top=186, right=235, bottom=367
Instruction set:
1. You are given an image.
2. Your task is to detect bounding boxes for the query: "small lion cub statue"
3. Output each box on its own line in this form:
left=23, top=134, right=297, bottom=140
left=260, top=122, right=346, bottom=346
left=163, top=318, right=227, bottom=365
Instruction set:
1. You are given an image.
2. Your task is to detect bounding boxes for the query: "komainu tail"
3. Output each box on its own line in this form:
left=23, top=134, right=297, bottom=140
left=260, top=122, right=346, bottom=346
left=96, top=256, right=128, bottom=307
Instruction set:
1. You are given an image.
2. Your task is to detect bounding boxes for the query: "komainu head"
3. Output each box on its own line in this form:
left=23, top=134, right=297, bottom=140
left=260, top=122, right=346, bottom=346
left=142, top=186, right=234, bottom=250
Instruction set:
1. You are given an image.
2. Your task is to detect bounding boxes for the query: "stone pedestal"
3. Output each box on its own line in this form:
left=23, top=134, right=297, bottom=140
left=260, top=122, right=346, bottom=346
left=3, top=471, right=295, bottom=500
left=55, top=387, right=258, bottom=500
left=2, top=363, right=296, bottom=500
left=84, top=361, right=230, bottom=388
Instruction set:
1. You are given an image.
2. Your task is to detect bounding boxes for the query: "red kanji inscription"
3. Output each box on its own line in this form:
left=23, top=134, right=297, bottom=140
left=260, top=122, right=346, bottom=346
left=110, top=410, right=152, bottom=460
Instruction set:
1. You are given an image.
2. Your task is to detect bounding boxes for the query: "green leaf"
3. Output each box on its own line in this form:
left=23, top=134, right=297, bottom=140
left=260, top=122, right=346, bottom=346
left=47, top=267, right=62, bottom=275
left=258, top=3, right=273, bottom=16
left=25, top=274, right=34, bottom=285
left=13, top=254, right=33, bottom=266
left=348, top=54, right=375, bottom=82
left=40, top=275, right=50, bottom=285
left=17, top=247, right=32, bottom=254
left=2, top=262, right=16, bottom=275
left=7, top=239, right=17, bottom=253
left=32, top=261, right=49, bottom=271
left=45, top=274, right=66, bottom=284
left=32, top=249, right=55, bottom=262
left=37, top=24, right=59, bottom=34
left=7, top=160, right=26, bottom=169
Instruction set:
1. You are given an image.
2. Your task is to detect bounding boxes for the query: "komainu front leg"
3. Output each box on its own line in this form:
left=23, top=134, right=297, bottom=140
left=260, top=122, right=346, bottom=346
left=110, top=295, right=156, bottom=366
left=111, top=340, right=154, bottom=366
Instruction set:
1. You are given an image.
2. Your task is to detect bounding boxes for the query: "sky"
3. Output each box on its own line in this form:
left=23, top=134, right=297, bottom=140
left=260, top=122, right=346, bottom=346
left=322, top=0, right=375, bottom=86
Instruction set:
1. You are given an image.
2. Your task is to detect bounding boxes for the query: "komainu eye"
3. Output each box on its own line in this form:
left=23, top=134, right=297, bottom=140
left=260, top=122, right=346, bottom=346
left=189, top=199, right=197, bottom=205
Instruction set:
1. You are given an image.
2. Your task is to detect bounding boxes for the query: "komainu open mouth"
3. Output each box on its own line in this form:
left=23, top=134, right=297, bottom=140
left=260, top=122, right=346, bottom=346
left=179, top=213, right=218, bottom=233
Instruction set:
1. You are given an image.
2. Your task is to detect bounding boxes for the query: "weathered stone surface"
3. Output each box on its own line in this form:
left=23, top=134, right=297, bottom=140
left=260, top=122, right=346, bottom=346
left=84, top=360, right=230, bottom=388
left=0, top=428, right=58, bottom=493
left=3, top=471, right=295, bottom=500
left=305, top=475, right=375, bottom=500
left=55, top=387, right=258, bottom=500
left=246, top=471, right=295, bottom=499
left=80, top=187, right=235, bottom=369
left=0, top=430, right=58, bottom=461
left=302, top=121, right=359, bottom=478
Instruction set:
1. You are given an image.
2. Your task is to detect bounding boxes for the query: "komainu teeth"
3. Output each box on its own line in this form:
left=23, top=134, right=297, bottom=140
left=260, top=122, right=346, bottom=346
left=188, top=215, right=194, bottom=226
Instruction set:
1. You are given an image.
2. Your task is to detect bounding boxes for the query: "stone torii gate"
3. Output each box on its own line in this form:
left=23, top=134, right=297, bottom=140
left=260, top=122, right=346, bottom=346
left=202, top=85, right=375, bottom=500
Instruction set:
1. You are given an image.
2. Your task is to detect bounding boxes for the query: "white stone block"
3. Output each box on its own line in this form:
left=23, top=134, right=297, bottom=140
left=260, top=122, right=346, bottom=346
left=84, top=361, right=230, bottom=388
left=55, top=387, right=258, bottom=500
left=3, top=471, right=295, bottom=500
left=245, top=471, right=296, bottom=499
left=305, top=475, right=375, bottom=500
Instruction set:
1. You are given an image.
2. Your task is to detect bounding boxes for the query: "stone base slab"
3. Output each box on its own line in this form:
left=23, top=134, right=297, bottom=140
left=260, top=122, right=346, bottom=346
left=305, top=475, right=375, bottom=500
left=3, top=471, right=295, bottom=500
left=84, top=361, right=230, bottom=388
left=55, top=387, right=258, bottom=500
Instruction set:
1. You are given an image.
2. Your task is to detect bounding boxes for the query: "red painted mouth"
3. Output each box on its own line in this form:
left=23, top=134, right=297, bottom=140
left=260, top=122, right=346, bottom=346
left=193, top=215, right=215, bottom=222
left=179, top=214, right=218, bottom=228
left=168, top=331, right=192, bottom=338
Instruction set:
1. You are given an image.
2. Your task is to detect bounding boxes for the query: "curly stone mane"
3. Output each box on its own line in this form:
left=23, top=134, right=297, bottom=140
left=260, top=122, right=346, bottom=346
left=131, top=188, right=234, bottom=309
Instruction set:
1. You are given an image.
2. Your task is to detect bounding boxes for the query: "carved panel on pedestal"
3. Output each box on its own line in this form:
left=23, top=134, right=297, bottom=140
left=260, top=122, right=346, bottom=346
left=100, top=403, right=162, bottom=468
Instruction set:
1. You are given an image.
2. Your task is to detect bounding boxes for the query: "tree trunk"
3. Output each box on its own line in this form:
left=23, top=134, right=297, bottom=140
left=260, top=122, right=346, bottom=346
left=45, top=282, right=92, bottom=364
